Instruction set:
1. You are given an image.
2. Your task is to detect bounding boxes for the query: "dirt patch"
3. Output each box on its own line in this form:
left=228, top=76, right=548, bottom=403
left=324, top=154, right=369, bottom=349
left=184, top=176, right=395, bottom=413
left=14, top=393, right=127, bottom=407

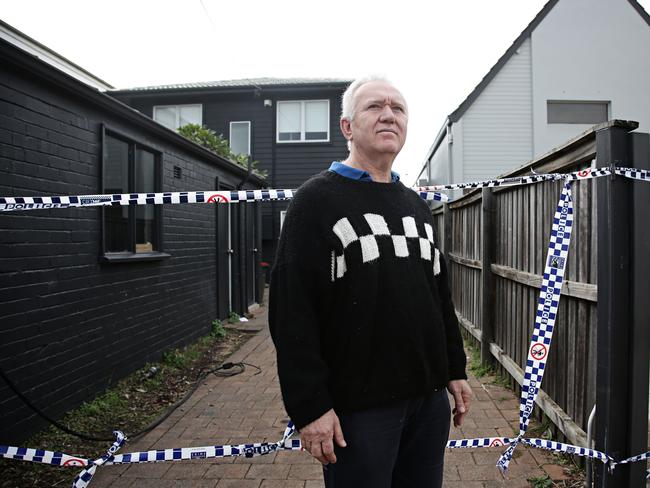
left=0, top=329, right=253, bottom=488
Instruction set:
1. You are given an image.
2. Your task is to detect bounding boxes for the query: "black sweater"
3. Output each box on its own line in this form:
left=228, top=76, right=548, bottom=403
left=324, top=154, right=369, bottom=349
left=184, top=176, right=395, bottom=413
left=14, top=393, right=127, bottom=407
left=269, top=171, right=466, bottom=430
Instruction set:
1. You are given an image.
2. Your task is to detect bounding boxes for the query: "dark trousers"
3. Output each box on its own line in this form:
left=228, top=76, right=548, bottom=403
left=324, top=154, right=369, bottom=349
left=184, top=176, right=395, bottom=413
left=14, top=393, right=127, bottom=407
left=323, top=389, right=451, bottom=488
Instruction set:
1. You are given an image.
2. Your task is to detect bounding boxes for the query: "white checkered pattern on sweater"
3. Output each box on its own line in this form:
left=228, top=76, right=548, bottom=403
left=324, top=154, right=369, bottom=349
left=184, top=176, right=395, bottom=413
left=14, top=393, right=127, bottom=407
left=331, top=213, right=441, bottom=281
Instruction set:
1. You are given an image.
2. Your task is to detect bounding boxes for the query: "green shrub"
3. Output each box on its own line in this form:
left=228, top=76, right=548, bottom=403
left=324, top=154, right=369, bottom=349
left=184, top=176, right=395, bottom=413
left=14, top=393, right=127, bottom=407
left=211, top=319, right=227, bottom=338
left=177, top=124, right=267, bottom=178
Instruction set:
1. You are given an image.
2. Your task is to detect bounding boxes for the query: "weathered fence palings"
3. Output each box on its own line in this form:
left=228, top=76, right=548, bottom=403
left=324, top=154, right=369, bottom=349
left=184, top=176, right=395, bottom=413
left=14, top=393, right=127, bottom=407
left=433, top=120, right=649, bottom=488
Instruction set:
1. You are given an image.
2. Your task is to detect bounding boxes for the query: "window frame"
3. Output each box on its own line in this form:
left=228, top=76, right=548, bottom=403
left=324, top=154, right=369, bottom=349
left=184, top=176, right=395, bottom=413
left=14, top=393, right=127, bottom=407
left=153, top=103, right=203, bottom=130
left=100, top=125, right=169, bottom=263
left=229, top=120, right=251, bottom=156
left=546, top=100, right=610, bottom=125
left=276, top=99, right=330, bottom=143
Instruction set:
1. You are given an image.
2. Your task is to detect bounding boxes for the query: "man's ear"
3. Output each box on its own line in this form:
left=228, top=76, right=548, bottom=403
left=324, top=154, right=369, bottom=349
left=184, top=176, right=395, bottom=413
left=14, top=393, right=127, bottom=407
left=340, top=117, right=353, bottom=142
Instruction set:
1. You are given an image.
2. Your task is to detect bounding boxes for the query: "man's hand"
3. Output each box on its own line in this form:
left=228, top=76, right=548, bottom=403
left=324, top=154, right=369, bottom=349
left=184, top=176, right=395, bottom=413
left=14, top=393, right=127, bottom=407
left=299, top=409, right=347, bottom=465
left=447, top=379, right=472, bottom=427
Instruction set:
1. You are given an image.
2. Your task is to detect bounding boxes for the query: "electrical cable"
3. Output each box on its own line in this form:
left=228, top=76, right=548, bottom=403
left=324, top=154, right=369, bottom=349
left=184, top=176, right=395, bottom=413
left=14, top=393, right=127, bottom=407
left=0, top=360, right=261, bottom=443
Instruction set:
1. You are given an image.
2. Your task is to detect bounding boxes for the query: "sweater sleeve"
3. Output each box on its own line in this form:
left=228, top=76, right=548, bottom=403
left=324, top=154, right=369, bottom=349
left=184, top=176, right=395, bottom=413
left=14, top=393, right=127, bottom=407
left=268, top=186, right=334, bottom=430
left=435, top=251, right=468, bottom=380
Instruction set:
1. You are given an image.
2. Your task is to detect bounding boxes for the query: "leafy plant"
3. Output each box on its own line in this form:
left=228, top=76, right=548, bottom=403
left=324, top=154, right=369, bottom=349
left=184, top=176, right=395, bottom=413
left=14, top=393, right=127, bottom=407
left=228, top=311, right=240, bottom=324
left=177, top=124, right=267, bottom=178
left=211, top=318, right=227, bottom=338
left=162, top=346, right=199, bottom=369
left=466, top=339, right=495, bottom=378
left=527, top=475, right=554, bottom=488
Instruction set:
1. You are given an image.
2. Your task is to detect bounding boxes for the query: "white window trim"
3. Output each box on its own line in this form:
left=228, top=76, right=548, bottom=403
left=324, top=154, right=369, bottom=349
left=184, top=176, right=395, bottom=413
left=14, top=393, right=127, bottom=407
left=276, top=99, right=330, bottom=143
left=153, top=103, right=203, bottom=129
left=229, top=121, right=251, bottom=156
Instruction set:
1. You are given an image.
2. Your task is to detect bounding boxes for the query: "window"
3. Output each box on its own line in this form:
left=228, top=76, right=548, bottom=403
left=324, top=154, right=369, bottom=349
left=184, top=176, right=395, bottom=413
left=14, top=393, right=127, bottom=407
left=103, top=131, right=163, bottom=259
left=277, top=100, right=329, bottom=142
left=153, top=104, right=202, bottom=130
left=547, top=101, right=609, bottom=124
left=230, top=121, right=251, bottom=156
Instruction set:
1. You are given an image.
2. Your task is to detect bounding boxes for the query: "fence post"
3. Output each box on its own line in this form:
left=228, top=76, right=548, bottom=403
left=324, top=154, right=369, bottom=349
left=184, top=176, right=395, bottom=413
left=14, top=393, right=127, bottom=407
left=443, top=202, right=453, bottom=290
left=594, top=124, right=638, bottom=487
left=627, top=132, right=650, bottom=485
left=481, top=187, right=495, bottom=365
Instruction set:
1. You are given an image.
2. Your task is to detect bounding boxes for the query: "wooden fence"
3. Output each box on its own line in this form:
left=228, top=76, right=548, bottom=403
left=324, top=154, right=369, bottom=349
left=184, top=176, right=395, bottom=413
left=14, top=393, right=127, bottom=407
left=432, top=120, right=649, bottom=487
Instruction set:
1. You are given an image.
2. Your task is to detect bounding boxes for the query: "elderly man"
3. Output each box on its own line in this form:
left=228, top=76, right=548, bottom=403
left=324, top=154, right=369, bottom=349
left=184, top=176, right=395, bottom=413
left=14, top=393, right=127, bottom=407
left=269, top=76, right=471, bottom=488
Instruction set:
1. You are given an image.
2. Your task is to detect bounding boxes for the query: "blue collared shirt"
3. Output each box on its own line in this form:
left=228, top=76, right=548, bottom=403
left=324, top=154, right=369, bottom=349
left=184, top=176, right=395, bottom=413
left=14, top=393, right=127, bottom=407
left=328, top=161, right=400, bottom=183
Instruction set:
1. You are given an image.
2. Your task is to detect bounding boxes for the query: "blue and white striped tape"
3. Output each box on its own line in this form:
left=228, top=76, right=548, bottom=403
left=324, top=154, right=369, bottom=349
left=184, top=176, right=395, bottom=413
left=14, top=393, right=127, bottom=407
left=1, top=166, right=648, bottom=212
left=2, top=165, right=650, bottom=486
left=495, top=179, right=574, bottom=474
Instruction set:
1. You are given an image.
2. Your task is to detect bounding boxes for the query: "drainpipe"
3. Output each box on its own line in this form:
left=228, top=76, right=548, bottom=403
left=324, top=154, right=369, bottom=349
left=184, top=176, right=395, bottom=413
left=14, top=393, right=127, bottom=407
left=446, top=122, right=454, bottom=196
left=585, top=405, right=596, bottom=487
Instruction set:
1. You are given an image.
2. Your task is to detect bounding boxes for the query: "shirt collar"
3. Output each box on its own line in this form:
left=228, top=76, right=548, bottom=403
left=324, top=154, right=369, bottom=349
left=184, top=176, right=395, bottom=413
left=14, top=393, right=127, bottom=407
left=328, top=161, right=400, bottom=182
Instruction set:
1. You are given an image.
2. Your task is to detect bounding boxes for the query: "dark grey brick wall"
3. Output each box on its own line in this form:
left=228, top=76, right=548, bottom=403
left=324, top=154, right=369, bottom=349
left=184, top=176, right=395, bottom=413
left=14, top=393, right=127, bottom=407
left=0, top=50, right=261, bottom=443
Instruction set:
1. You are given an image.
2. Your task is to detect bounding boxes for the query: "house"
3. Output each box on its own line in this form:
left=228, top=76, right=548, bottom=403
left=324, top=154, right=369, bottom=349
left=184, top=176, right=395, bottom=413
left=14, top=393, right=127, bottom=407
left=109, top=77, right=352, bottom=266
left=416, top=0, right=650, bottom=189
left=0, top=24, right=267, bottom=442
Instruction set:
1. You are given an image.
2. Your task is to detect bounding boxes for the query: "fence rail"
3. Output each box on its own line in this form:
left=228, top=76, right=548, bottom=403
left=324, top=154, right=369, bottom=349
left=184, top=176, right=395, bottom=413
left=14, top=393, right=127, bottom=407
left=432, top=120, right=649, bottom=487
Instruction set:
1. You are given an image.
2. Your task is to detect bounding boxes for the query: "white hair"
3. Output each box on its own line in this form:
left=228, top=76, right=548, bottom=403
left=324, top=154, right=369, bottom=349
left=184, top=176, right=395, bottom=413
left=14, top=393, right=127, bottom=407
left=340, top=75, right=395, bottom=122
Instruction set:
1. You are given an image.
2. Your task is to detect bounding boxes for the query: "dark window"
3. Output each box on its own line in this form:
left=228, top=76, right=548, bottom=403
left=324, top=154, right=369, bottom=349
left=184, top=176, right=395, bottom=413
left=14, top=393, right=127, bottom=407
left=103, top=132, right=161, bottom=256
left=547, top=101, right=609, bottom=124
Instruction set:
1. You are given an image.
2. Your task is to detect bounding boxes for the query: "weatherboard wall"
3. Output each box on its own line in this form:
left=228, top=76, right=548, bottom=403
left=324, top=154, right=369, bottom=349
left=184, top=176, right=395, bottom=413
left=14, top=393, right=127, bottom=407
left=461, top=37, right=533, bottom=182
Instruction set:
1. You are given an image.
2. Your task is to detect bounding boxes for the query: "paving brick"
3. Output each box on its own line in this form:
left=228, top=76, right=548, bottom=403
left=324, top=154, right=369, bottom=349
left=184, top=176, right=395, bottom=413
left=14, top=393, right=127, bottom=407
left=204, top=464, right=251, bottom=479
left=274, top=451, right=318, bottom=465
left=120, top=462, right=172, bottom=478
left=458, top=464, right=505, bottom=481
left=245, top=464, right=290, bottom=479
left=216, top=481, right=261, bottom=488
left=91, top=311, right=574, bottom=487
left=260, top=481, right=305, bottom=488
left=541, top=463, right=571, bottom=480
left=304, top=480, right=325, bottom=488
left=287, top=464, right=323, bottom=480
left=163, top=463, right=209, bottom=479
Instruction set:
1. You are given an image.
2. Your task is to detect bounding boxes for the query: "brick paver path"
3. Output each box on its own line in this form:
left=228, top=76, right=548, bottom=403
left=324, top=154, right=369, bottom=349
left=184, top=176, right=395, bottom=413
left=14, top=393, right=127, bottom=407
left=92, top=304, right=570, bottom=487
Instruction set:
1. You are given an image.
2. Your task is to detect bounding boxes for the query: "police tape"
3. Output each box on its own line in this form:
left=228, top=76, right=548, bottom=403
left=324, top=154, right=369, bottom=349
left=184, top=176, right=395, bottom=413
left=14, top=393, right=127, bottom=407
left=414, top=165, right=650, bottom=191
left=2, top=167, right=650, bottom=485
left=2, top=422, right=648, bottom=486
left=0, top=189, right=296, bottom=212
left=495, top=179, right=574, bottom=473
left=0, top=423, right=302, bottom=488
left=2, top=166, right=649, bottom=213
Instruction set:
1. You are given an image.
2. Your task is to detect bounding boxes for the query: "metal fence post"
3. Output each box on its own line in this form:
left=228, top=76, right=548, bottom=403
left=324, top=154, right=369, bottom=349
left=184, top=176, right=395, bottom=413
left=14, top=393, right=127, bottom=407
left=481, top=187, right=495, bottom=365
left=594, top=124, right=638, bottom=487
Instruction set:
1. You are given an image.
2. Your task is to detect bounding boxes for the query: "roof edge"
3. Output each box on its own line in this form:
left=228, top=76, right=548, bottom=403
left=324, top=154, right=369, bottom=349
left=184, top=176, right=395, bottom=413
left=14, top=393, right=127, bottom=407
left=448, top=0, right=560, bottom=123
left=0, top=37, right=267, bottom=187
left=0, top=19, right=114, bottom=90
left=109, top=80, right=352, bottom=97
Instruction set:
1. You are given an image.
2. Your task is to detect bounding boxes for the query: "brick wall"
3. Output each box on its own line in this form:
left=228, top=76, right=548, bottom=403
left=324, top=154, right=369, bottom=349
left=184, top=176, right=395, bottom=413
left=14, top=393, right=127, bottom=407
left=0, top=48, right=261, bottom=443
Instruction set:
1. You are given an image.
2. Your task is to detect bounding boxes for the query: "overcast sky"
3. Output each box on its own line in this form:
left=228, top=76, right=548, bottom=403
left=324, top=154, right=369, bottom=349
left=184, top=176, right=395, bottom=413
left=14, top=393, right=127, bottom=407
left=3, top=0, right=649, bottom=185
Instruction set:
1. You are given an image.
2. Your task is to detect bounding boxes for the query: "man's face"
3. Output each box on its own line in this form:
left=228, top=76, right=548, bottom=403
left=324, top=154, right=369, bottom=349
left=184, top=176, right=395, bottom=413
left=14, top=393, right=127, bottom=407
left=345, top=81, right=408, bottom=159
